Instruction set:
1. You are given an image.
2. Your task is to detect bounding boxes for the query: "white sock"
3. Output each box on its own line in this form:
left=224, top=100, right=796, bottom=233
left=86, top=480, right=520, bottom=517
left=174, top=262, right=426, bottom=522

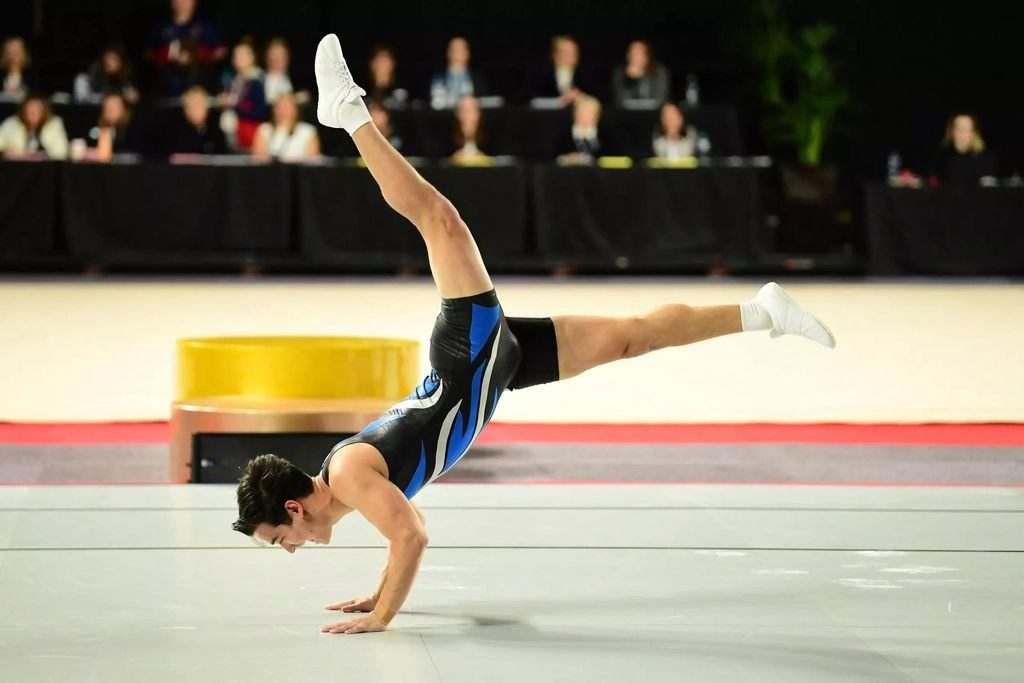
left=339, top=97, right=372, bottom=137
left=739, top=300, right=772, bottom=332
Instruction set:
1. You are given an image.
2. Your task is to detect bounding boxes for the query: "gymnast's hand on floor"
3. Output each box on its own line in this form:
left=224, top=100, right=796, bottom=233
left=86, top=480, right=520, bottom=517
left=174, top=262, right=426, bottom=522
left=325, top=595, right=377, bottom=613
left=321, top=613, right=388, bottom=635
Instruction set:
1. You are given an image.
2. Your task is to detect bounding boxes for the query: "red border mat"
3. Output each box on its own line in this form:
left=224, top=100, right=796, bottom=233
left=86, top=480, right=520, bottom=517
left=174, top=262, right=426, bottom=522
left=2, top=422, right=1023, bottom=446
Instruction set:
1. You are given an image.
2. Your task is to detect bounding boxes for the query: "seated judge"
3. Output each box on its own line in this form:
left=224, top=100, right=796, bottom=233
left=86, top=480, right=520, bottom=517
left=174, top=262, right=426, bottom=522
left=652, top=102, right=698, bottom=160
left=531, top=35, right=597, bottom=106
left=164, top=86, right=228, bottom=156
left=933, top=113, right=998, bottom=184
left=556, top=95, right=602, bottom=164
left=447, top=95, right=492, bottom=163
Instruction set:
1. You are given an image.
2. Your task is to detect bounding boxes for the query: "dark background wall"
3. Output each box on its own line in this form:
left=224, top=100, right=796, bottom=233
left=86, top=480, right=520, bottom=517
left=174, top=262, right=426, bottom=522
left=6, top=0, right=1023, bottom=179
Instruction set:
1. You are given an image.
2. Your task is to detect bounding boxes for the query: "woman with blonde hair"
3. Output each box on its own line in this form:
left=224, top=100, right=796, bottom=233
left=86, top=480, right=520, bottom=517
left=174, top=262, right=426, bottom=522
left=251, top=93, right=320, bottom=161
left=556, top=94, right=602, bottom=164
left=934, top=113, right=997, bottom=184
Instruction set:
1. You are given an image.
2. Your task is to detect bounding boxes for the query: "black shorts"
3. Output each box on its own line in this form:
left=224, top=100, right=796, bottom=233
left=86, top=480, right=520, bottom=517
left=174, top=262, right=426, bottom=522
left=432, top=291, right=560, bottom=393
left=322, top=290, right=558, bottom=498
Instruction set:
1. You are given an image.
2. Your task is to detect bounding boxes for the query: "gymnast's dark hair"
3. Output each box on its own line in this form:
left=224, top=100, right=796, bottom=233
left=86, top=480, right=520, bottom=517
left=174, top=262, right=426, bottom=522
left=232, top=454, right=314, bottom=536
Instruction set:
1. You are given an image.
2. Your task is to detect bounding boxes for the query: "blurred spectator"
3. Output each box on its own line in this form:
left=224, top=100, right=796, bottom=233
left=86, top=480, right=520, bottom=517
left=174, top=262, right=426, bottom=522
left=264, top=38, right=306, bottom=105
left=217, top=38, right=269, bottom=151
left=90, top=94, right=139, bottom=162
left=165, top=86, right=228, bottom=155
left=1, top=37, right=31, bottom=101
left=74, top=45, right=140, bottom=104
left=934, top=113, right=998, bottom=184
left=652, top=103, right=697, bottom=159
left=367, top=45, right=408, bottom=109
left=449, top=96, right=490, bottom=163
left=145, top=0, right=226, bottom=68
left=368, top=100, right=407, bottom=154
left=612, top=41, right=670, bottom=107
left=556, top=95, right=602, bottom=164
left=153, top=36, right=214, bottom=98
left=531, top=36, right=597, bottom=106
left=0, top=94, right=69, bottom=159
left=251, top=93, right=320, bottom=161
left=430, top=37, right=488, bottom=110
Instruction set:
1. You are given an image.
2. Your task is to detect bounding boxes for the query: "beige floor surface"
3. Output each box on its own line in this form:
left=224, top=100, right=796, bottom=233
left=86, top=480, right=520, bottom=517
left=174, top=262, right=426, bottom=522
left=1, top=278, right=1022, bottom=424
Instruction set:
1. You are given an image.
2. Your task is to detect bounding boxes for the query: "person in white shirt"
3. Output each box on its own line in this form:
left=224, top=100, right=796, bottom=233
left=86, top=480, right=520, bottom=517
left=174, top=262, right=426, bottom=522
left=0, top=94, right=69, bottom=159
left=251, top=93, right=320, bottom=161
left=264, top=38, right=295, bottom=105
left=652, top=102, right=697, bottom=160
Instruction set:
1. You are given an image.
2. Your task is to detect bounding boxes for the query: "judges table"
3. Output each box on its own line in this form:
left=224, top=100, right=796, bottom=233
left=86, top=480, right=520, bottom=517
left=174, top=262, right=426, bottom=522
left=0, top=159, right=766, bottom=269
left=865, top=183, right=1024, bottom=275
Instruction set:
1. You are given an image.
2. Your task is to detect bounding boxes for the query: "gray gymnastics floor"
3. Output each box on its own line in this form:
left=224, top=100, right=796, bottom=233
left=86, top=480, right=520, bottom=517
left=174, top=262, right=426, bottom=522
left=1, top=483, right=1022, bottom=683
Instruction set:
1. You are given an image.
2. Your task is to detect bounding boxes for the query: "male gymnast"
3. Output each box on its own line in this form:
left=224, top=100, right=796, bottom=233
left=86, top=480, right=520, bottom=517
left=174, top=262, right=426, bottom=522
left=232, top=34, right=836, bottom=635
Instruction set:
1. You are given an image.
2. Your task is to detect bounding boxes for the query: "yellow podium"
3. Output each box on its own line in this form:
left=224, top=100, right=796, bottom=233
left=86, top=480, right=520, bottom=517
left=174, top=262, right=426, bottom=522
left=169, top=336, right=419, bottom=483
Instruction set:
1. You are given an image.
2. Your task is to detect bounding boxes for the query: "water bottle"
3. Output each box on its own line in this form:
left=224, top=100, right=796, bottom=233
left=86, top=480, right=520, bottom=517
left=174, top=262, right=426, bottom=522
left=73, top=74, right=91, bottom=103
left=685, top=74, right=700, bottom=107
left=697, top=132, right=711, bottom=161
left=887, top=151, right=901, bottom=183
left=430, top=79, right=448, bottom=110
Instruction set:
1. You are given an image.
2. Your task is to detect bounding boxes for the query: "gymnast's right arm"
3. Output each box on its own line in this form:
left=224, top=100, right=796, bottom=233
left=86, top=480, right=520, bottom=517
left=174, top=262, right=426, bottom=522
left=369, top=504, right=425, bottom=604
left=326, top=456, right=428, bottom=629
left=368, top=506, right=424, bottom=604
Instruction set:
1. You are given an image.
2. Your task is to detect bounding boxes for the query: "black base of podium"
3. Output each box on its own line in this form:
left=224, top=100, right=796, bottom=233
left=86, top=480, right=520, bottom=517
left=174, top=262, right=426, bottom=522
left=190, top=432, right=354, bottom=483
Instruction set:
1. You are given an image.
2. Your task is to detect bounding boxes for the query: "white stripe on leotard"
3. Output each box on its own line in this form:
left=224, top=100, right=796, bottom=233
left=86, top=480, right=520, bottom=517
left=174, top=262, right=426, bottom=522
left=390, top=378, right=444, bottom=412
left=427, top=328, right=502, bottom=486
left=430, top=400, right=462, bottom=484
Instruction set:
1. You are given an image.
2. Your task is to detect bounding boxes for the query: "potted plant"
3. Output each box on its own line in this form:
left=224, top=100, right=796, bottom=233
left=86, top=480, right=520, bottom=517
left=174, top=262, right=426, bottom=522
left=745, top=0, right=851, bottom=203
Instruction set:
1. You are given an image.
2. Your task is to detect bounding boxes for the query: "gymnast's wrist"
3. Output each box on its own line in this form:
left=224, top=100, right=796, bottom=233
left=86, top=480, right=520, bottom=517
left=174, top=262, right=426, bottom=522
left=371, top=605, right=396, bottom=625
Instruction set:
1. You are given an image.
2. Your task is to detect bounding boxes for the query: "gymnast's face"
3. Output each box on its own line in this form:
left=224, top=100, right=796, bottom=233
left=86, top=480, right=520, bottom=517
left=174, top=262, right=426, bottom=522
left=253, top=501, right=333, bottom=553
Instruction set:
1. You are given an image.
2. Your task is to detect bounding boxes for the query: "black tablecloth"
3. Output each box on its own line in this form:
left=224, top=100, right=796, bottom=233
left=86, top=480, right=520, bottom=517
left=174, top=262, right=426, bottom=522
left=533, top=165, right=761, bottom=260
left=61, top=162, right=292, bottom=256
left=0, top=161, right=58, bottom=255
left=1, top=160, right=764, bottom=267
left=865, top=183, right=1024, bottom=275
left=297, top=164, right=527, bottom=259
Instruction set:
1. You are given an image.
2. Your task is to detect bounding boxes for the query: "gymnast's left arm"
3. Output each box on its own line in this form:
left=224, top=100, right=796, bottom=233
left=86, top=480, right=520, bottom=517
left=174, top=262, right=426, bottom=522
left=321, top=462, right=428, bottom=634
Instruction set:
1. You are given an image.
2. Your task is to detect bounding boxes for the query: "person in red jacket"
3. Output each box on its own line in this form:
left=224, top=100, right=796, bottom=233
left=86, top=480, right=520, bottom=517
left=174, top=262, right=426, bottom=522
left=144, top=0, right=226, bottom=68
